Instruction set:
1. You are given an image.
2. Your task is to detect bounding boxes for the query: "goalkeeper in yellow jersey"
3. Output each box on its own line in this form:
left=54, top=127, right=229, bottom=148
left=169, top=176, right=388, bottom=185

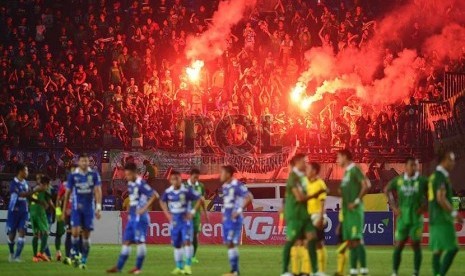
left=305, top=162, right=328, bottom=275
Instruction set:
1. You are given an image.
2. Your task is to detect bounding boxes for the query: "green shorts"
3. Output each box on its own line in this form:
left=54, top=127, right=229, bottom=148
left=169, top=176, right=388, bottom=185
left=30, top=212, right=49, bottom=234
left=342, top=209, right=364, bottom=241
left=193, top=216, right=201, bottom=234
left=56, top=220, right=66, bottom=236
left=395, top=217, right=423, bottom=242
left=429, top=223, right=458, bottom=251
left=286, top=218, right=315, bottom=241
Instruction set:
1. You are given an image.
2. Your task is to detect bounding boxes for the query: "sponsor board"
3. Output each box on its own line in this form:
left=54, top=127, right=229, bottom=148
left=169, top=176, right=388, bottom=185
left=121, top=211, right=395, bottom=245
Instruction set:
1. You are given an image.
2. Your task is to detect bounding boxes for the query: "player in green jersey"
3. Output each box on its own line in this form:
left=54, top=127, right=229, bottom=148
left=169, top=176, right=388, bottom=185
left=385, top=157, right=428, bottom=276
left=281, top=153, right=324, bottom=276
left=29, top=175, right=54, bottom=262
left=337, top=149, right=370, bottom=276
left=185, top=168, right=208, bottom=264
left=428, top=151, right=463, bottom=276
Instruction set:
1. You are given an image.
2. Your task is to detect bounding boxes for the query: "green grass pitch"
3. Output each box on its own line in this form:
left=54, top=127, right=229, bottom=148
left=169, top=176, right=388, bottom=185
left=1, top=245, right=464, bottom=275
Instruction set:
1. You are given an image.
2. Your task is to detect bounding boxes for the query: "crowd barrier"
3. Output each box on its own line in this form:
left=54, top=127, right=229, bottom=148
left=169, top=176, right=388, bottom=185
left=1, top=211, right=464, bottom=245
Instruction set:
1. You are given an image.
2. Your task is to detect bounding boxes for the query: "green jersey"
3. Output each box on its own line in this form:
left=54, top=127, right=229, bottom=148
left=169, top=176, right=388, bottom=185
left=428, top=166, right=455, bottom=225
left=284, top=169, right=308, bottom=221
left=186, top=179, right=205, bottom=218
left=29, top=189, right=50, bottom=216
left=387, top=173, right=427, bottom=225
left=340, top=163, right=365, bottom=210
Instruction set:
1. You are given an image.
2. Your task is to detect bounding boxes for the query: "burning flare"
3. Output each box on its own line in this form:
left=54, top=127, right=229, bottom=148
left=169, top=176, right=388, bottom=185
left=186, top=60, right=205, bottom=83
left=290, top=82, right=306, bottom=103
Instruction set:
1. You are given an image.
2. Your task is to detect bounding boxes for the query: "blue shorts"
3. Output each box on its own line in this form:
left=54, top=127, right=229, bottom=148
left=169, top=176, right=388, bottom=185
left=70, top=208, right=94, bottom=231
left=171, top=219, right=193, bottom=248
left=124, top=218, right=149, bottom=244
left=6, top=210, right=28, bottom=234
left=223, top=218, right=243, bottom=245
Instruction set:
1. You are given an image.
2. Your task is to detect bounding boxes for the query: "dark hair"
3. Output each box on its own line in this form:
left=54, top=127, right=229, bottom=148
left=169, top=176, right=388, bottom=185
left=16, top=163, right=27, bottom=174
left=190, top=168, right=200, bottom=175
left=405, top=156, right=417, bottom=164
left=79, top=153, right=89, bottom=159
left=337, top=149, right=353, bottom=161
left=40, top=175, right=51, bottom=184
left=124, top=162, right=138, bottom=172
left=290, top=153, right=306, bottom=166
left=170, top=170, right=181, bottom=176
left=437, top=150, right=453, bottom=163
left=309, top=162, right=321, bottom=174
left=222, top=165, right=236, bottom=175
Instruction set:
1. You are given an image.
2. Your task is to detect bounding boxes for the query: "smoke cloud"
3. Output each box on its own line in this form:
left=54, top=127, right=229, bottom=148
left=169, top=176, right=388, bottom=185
left=185, top=0, right=257, bottom=62
left=297, top=0, right=465, bottom=106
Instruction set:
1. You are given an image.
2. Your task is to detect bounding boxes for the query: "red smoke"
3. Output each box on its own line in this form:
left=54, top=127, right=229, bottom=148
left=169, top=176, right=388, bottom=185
left=295, top=0, right=465, bottom=106
left=185, top=0, right=257, bottom=62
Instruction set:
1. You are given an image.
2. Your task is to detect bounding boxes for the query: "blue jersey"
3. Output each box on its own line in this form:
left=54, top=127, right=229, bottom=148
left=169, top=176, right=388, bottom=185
left=221, top=179, right=249, bottom=221
left=66, top=168, right=101, bottom=211
left=127, top=177, right=157, bottom=221
left=9, top=177, right=29, bottom=213
left=161, top=185, right=200, bottom=219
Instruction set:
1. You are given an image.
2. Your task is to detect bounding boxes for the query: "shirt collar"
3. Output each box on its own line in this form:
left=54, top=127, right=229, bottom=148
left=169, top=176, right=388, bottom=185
left=14, top=177, right=25, bottom=184
left=345, top=163, right=355, bottom=172
left=187, top=179, right=198, bottom=186
left=403, top=172, right=419, bottom=181
left=292, top=167, right=305, bottom=177
left=436, top=165, right=449, bottom=178
left=75, top=167, right=92, bottom=174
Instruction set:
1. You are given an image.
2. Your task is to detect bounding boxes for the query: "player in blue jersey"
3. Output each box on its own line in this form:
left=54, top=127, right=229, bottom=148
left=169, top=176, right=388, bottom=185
left=7, top=163, right=44, bottom=262
left=160, top=171, right=204, bottom=275
left=61, top=153, right=102, bottom=269
left=107, top=162, right=159, bottom=274
left=220, top=165, right=253, bottom=276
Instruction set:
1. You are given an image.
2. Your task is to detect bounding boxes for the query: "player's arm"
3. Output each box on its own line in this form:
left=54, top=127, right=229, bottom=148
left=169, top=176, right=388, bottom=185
left=61, top=188, right=71, bottom=221
left=137, top=184, right=159, bottom=215
left=159, top=200, right=172, bottom=222
left=94, top=173, right=103, bottom=219
left=384, top=178, right=400, bottom=215
left=417, top=178, right=429, bottom=214
left=233, top=189, right=254, bottom=219
left=159, top=193, right=172, bottom=222
left=349, top=168, right=370, bottom=210
left=436, top=183, right=463, bottom=222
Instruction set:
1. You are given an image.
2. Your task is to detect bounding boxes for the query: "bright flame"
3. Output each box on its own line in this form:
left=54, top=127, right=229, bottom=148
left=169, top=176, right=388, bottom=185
left=300, top=97, right=312, bottom=111
left=186, top=60, right=205, bottom=82
left=290, top=82, right=306, bottom=103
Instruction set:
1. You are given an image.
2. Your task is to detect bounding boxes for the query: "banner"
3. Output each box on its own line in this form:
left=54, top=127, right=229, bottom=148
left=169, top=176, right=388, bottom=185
left=121, top=211, right=395, bottom=246
left=225, top=147, right=293, bottom=174
left=110, top=148, right=294, bottom=179
left=110, top=149, right=201, bottom=179
left=426, top=90, right=465, bottom=155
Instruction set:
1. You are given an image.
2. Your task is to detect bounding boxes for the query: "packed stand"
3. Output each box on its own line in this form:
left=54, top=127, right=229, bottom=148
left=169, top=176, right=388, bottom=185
left=0, top=0, right=464, bottom=155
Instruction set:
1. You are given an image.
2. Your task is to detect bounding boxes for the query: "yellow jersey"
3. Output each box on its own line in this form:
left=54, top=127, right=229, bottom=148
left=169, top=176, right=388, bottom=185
left=305, top=178, right=327, bottom=214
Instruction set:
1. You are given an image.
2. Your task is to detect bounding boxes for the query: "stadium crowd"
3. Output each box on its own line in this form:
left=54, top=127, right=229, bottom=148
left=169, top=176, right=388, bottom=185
left=0, top=0, right=464, bottom=155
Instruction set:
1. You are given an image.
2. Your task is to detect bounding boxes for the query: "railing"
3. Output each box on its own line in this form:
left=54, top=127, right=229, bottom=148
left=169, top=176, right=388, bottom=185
left=444, top=72, right=465, bottom=99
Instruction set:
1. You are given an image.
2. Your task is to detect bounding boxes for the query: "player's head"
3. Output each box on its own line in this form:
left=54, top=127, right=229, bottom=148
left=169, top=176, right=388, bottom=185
left=220, top=165, right=236, bottom=183
left=189, top=168, right=200, bottom=183
left=169, top=170, right=182, bottom=188
left=124, top=162, right=138, bottom=181
left=35, top=173, right=44, bottom=183
left=78, top=153, right=90, bottom=170
left=437, top=150, right=456, bottom=172
left=337, top=149, right=352, bottom=167
left=306, top=162, right=320, bottom=178
left=39, top=175, right=51, bottom=187
left=405, top=157, right=418, bottom=176
left=16, top=163, right=28, bottom=179
left=290, top=153, right=307, bottom=172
